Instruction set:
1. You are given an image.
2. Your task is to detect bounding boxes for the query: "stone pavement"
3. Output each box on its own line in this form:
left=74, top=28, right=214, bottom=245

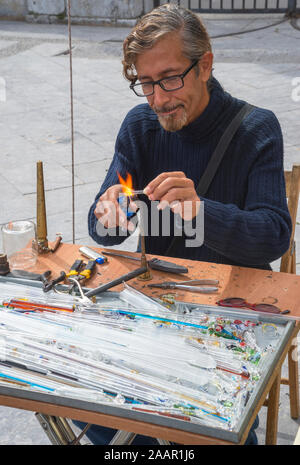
left=0, top=14, right=299, bottom=445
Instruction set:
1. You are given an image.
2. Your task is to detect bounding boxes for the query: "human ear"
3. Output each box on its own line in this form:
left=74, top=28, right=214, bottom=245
left=199, top=52, right=214, bottom=83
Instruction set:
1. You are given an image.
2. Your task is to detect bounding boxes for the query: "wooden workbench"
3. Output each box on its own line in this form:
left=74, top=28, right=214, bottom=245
left=0, top=242, right=299, bottom=445
left=33, top=243, right=300, bottom=318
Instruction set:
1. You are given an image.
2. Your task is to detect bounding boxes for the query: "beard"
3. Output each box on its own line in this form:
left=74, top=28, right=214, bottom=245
left=152, top=104, right=188, bottom=132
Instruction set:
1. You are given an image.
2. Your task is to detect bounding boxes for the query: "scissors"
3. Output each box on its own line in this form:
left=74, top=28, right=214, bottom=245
left=148, top=279, right=219, bottom=293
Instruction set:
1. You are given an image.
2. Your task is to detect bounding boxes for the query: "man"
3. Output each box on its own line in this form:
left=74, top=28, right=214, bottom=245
left=82, top=4, right=291, bottom=445
left=88, top=4, right=291, bottom=271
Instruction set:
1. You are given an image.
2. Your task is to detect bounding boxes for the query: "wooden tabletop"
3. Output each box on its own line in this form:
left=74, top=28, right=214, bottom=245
left=32, top=242, right=300, bottom=319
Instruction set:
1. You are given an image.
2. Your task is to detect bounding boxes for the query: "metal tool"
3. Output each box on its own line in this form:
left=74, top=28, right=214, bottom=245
left=85, top=266, right=148, bottom=298
left=43, top=271, right=66, bottom=292
left=66, top=259, right=96, bottom=294
left=51, top=260, right=83, bottom=295
left=52, top=260, right=96, bottom=303
left=148, top=279, right=219, bottom=293
left=32, top=161, right=62, bottom=254
left=52, top=277, right=94, bottom=306
left=66, top=277, right=94, bottom=304
left=138, top=204, right=152, bottom=281
left=101, top=250, right=188, bottom=274
left=75, top=260, right=97, bottom=282
left=65, top=259, right=84, bottom=280
left=8, top=269, right=51, bottom=283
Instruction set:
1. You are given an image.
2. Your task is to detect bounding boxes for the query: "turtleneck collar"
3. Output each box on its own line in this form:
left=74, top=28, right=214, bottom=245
left=176, top=77, right=230, bottom=141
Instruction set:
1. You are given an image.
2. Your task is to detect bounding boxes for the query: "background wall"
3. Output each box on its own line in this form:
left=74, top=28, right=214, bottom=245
left=0, top=0, right=155, bottom=25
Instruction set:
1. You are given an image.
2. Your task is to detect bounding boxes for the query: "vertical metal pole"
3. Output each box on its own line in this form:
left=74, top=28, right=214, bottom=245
left=67, top=0, right=75, bottom=244
left=138, top=203, right=152, bottom=281
left=287, top=0, right=297, bottom=15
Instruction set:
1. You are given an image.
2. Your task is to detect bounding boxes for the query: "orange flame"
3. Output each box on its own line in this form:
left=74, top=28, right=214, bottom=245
left=117, top=172, right=133, bottom=197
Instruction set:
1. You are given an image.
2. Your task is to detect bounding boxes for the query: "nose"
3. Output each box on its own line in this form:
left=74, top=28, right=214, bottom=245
left=150, top=83, right=171, bottom=109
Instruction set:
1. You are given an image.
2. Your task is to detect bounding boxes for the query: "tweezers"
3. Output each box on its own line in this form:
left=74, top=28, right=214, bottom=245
left=148, top=279, right=219, bottom=293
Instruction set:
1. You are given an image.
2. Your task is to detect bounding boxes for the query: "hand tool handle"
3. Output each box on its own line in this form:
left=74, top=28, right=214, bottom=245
left=8, top=270, right=51, bottom=281
left=178, top=279, right=219, bottom=285
left=101, top=252, right=189, bottom=274
left=148, top=258, right=188, bottom=274
left=174, top=285, right=219, bottom=293
left=66, top=259, right=83, bottom=278
left=79, top=260, right=96, bottom=280
left=40, top=270, right=52, bottom=284
left=85, top=266, right=148, bottom=298
left=43, top=271, right=66, bottom=292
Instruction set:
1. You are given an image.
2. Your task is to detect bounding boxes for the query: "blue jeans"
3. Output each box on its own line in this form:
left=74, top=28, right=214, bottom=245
left=72, top=420, right=159, bottom=445
left=244, top=415, right=259, bottom=445
left=72, top=415, right=259, bottom=445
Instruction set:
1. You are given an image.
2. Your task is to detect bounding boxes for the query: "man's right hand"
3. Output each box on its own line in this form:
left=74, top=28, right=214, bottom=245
left=94, top=185, right=136, bottom=231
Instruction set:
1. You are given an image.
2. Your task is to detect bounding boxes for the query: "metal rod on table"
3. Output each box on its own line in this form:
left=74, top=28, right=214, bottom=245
left=85, top=266, right=148, bottom=298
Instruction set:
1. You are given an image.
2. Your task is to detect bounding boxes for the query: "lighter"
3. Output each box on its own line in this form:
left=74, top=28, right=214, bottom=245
left=117, top=194, right=136, bottom=219
left=79, top=246, right=107, bottom=265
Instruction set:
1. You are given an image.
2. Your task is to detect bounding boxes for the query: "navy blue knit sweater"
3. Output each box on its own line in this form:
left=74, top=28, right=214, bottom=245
left=88, top=79, right=291, bottom=270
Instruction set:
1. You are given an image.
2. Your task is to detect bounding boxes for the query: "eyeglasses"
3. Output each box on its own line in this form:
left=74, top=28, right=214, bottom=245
left=217, top=297, right=290, bottom=315
left=130, top=60, right=199, bottom=97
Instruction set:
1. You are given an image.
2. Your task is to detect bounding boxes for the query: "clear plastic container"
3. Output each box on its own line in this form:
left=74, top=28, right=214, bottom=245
left=1, top=220, right=37, bottom=270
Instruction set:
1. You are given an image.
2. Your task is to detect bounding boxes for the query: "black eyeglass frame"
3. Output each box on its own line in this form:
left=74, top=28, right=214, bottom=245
left=130, top=60, right=199, bottom=97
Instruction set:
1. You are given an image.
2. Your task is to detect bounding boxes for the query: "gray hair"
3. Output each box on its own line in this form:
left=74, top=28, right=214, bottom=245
left=122, top=4, right=212, bottom=83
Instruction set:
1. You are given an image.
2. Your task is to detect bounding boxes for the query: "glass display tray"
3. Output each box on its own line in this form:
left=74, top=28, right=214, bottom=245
left=0, top=276, right=296, bottom=444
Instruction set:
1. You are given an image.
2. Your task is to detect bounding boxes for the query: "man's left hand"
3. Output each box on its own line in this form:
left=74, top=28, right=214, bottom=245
left=143, top=171, right=200, bottom=220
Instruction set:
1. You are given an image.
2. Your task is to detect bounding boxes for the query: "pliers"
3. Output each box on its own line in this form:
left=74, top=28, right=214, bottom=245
left=47, top=259, right=96, bottom=305
left=44, top=259, right=96, bottom=293
left=148, top=279, right=219, bottom=293
left=66, top=259, right=97, bottom=292
left=43, top=259, right=84, bottom=292
left=43, top=260, right=83, bottom=292
left=43, top=271, right=66, bottom=292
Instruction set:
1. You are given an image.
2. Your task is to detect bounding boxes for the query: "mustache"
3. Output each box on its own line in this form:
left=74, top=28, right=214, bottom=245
left=152, top=104, right=184, bottom=115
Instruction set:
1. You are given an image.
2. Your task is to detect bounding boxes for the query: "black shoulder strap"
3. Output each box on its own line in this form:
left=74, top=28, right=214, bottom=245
left=165, top=102, right=255, bottom=256
left=196, top=103, right=255, bottom=196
